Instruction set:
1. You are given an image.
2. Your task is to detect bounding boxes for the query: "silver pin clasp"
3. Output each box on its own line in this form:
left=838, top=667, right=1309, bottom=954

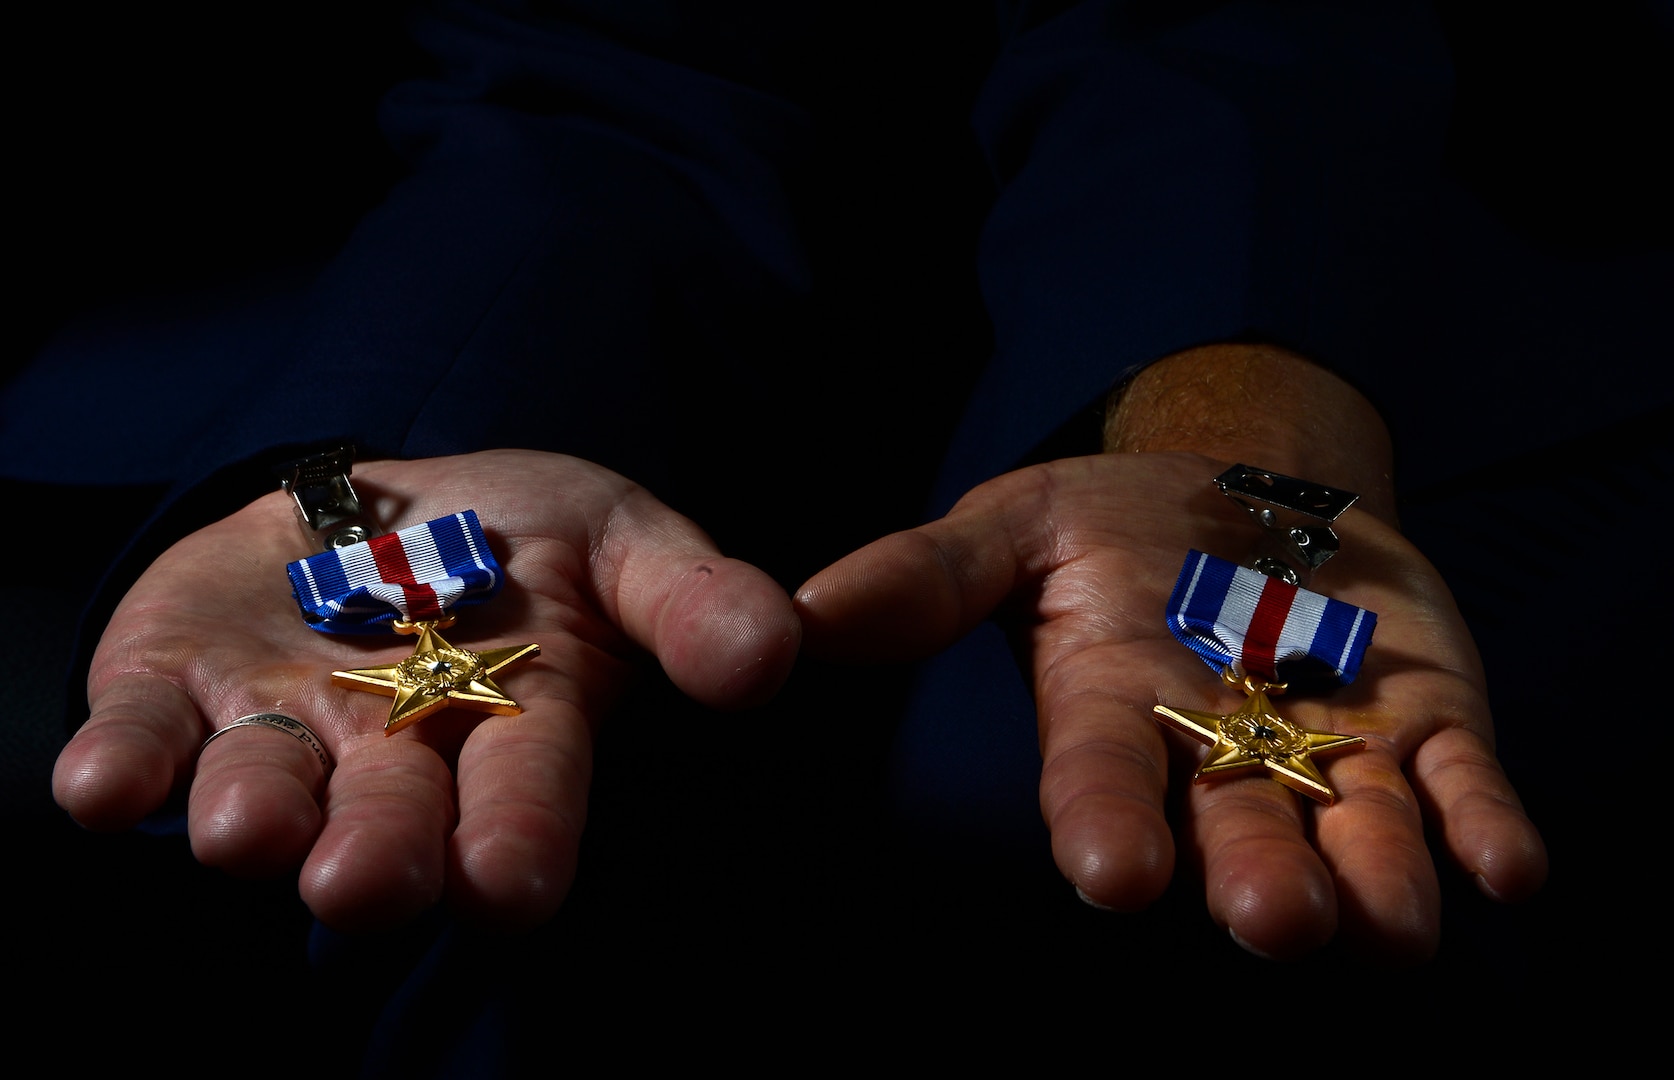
left=1213, top=464, right=1358, bottom=585
left=278, top=445, right=374, bottom=551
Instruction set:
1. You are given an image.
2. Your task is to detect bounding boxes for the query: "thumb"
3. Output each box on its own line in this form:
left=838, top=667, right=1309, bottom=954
left=795, top=522, right=1020, bottom=664
left=599, top=490, right=800, bottom=709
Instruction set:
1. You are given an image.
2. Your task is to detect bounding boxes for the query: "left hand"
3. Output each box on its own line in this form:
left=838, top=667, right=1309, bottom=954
left=794, top=450, right=1548, bottom=963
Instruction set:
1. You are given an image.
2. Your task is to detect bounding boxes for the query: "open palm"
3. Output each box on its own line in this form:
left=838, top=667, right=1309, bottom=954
left=795, top=451, right=1548, bottom=962
left=53, top=449, right=800, bottom=932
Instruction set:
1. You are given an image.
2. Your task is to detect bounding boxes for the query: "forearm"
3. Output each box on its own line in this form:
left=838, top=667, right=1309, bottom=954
left=1102, top=343, right=1398, bottom=525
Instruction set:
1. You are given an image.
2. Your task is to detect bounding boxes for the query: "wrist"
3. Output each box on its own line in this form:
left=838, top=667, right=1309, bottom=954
left=1102, top=343, right=1397, bottom=524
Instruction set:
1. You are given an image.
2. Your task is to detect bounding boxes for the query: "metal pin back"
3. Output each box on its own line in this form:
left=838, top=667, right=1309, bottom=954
left=1213, top=464, right=1359, bottom=583
left=277, top=445, right=374, bottom=551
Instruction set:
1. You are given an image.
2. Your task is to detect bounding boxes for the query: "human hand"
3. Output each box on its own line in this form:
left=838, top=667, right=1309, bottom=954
left=795, top=449, right=1547, bottom=964
left=52, top=449, right=800, bottom=932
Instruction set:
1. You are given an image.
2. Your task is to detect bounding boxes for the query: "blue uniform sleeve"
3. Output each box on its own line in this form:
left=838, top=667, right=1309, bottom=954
left=936, top=1, right=1457, bottom=510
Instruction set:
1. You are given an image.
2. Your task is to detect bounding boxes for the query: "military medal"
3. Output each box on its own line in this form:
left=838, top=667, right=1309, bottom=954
left=1152, top=466, right=1376, bottom=804
left=280, top=449, right=539, bottom=735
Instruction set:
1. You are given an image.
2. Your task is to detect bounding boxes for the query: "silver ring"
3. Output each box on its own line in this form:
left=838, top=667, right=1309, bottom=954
left=201, top=713, right=333, bottom=772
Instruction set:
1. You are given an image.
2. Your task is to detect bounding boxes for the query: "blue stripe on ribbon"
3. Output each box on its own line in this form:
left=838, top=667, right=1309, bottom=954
left=1167, top=550, right=1238, bottom=672
left=1166, top=550, right=1376, bottom=688
left=287, top=510, right=506, bottom=634
left=1307, top=595, right=1375, bottom=683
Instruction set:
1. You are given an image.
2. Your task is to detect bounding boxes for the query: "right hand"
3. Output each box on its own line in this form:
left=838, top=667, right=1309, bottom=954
left=52, top=449, right=801, bottom=932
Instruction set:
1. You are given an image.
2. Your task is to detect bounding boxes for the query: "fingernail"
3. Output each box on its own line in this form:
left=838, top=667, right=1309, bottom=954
left=1075, top=886, right=1114, bottom=911
left=1474, top=873, right=1506, bottom=902
left=1228, top=927, right=1276, bottom=960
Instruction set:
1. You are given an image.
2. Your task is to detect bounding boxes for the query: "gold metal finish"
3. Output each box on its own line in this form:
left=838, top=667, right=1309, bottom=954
left=1154, top=670, right=1362, bottom=804
left=333, top=620, right=540, bottom=735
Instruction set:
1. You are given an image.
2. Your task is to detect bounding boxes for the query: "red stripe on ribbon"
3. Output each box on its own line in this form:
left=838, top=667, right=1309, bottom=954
left=1241, top=576, right=1298, bottom=681
left=367, top=530, right=443, bottom=620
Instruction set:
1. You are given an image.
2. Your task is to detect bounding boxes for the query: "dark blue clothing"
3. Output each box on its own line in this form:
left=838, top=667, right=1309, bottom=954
left=9, top=3, right=1670, bottom=1072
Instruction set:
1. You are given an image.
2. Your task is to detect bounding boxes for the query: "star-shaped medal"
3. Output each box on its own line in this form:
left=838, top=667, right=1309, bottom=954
left=333, top=619, right=541, bottom=735
left=1153, top=675, right=1362, bottom=804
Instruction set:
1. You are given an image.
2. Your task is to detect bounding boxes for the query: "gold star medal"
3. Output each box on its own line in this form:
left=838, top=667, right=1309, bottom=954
left=1155, top=669, right=1363, bottom=804
left=282, top=453, right=537, bottom=736
left=1154, top=467, right=1376, bottom=804
left=332, top=617, right=540, bottom=735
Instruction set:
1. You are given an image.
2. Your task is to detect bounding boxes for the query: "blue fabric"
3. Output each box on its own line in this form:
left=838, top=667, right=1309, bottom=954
left=288, top=511, right=505, bottom=632
left=1163, top=550, right=1377, bottom=686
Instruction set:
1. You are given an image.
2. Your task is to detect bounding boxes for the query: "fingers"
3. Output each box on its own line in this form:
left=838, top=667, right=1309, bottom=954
left=1156, top=679, right=1451, bottom=965
left=191, top=716, right=331, bottom=877
left=1308, top=747, right=1440, bottom=963
left=1034, top=649, right=1176, bottom=912
left=291, top=632, right=623, bottom=932
left=298, top=733, right=458, bottom=932
left=58, top=449, right=819, bottom=937
left=597, top=488, right=802, bottom=709
left=794, top=452, right=1531, bottom=966
left=444, top=703, right=596, bottom=930
left=1031, top=643, right=1433, bottom=963
left=1410, top=726, right=1549, bottom=903
left=799, top=462, right=1188, bottom=912
left=62, top=671, right=347, bottom=895
left=53, top=674, right=204, bottom=831
left=188, top=681, right=598, bottom=933
left=1188, top=777, right=1339, bottom=961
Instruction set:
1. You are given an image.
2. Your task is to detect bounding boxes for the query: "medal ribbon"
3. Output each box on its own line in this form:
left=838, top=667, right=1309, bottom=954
left=1165, top=550, right=1376, bottom=687
left=288, top=510, right=504, bottom=634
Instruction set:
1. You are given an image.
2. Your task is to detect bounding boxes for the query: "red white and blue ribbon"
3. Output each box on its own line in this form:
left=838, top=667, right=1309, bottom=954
left=1166, top=550, right=1376, bottom=687
left=288, top=510, right=504, bottom=634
